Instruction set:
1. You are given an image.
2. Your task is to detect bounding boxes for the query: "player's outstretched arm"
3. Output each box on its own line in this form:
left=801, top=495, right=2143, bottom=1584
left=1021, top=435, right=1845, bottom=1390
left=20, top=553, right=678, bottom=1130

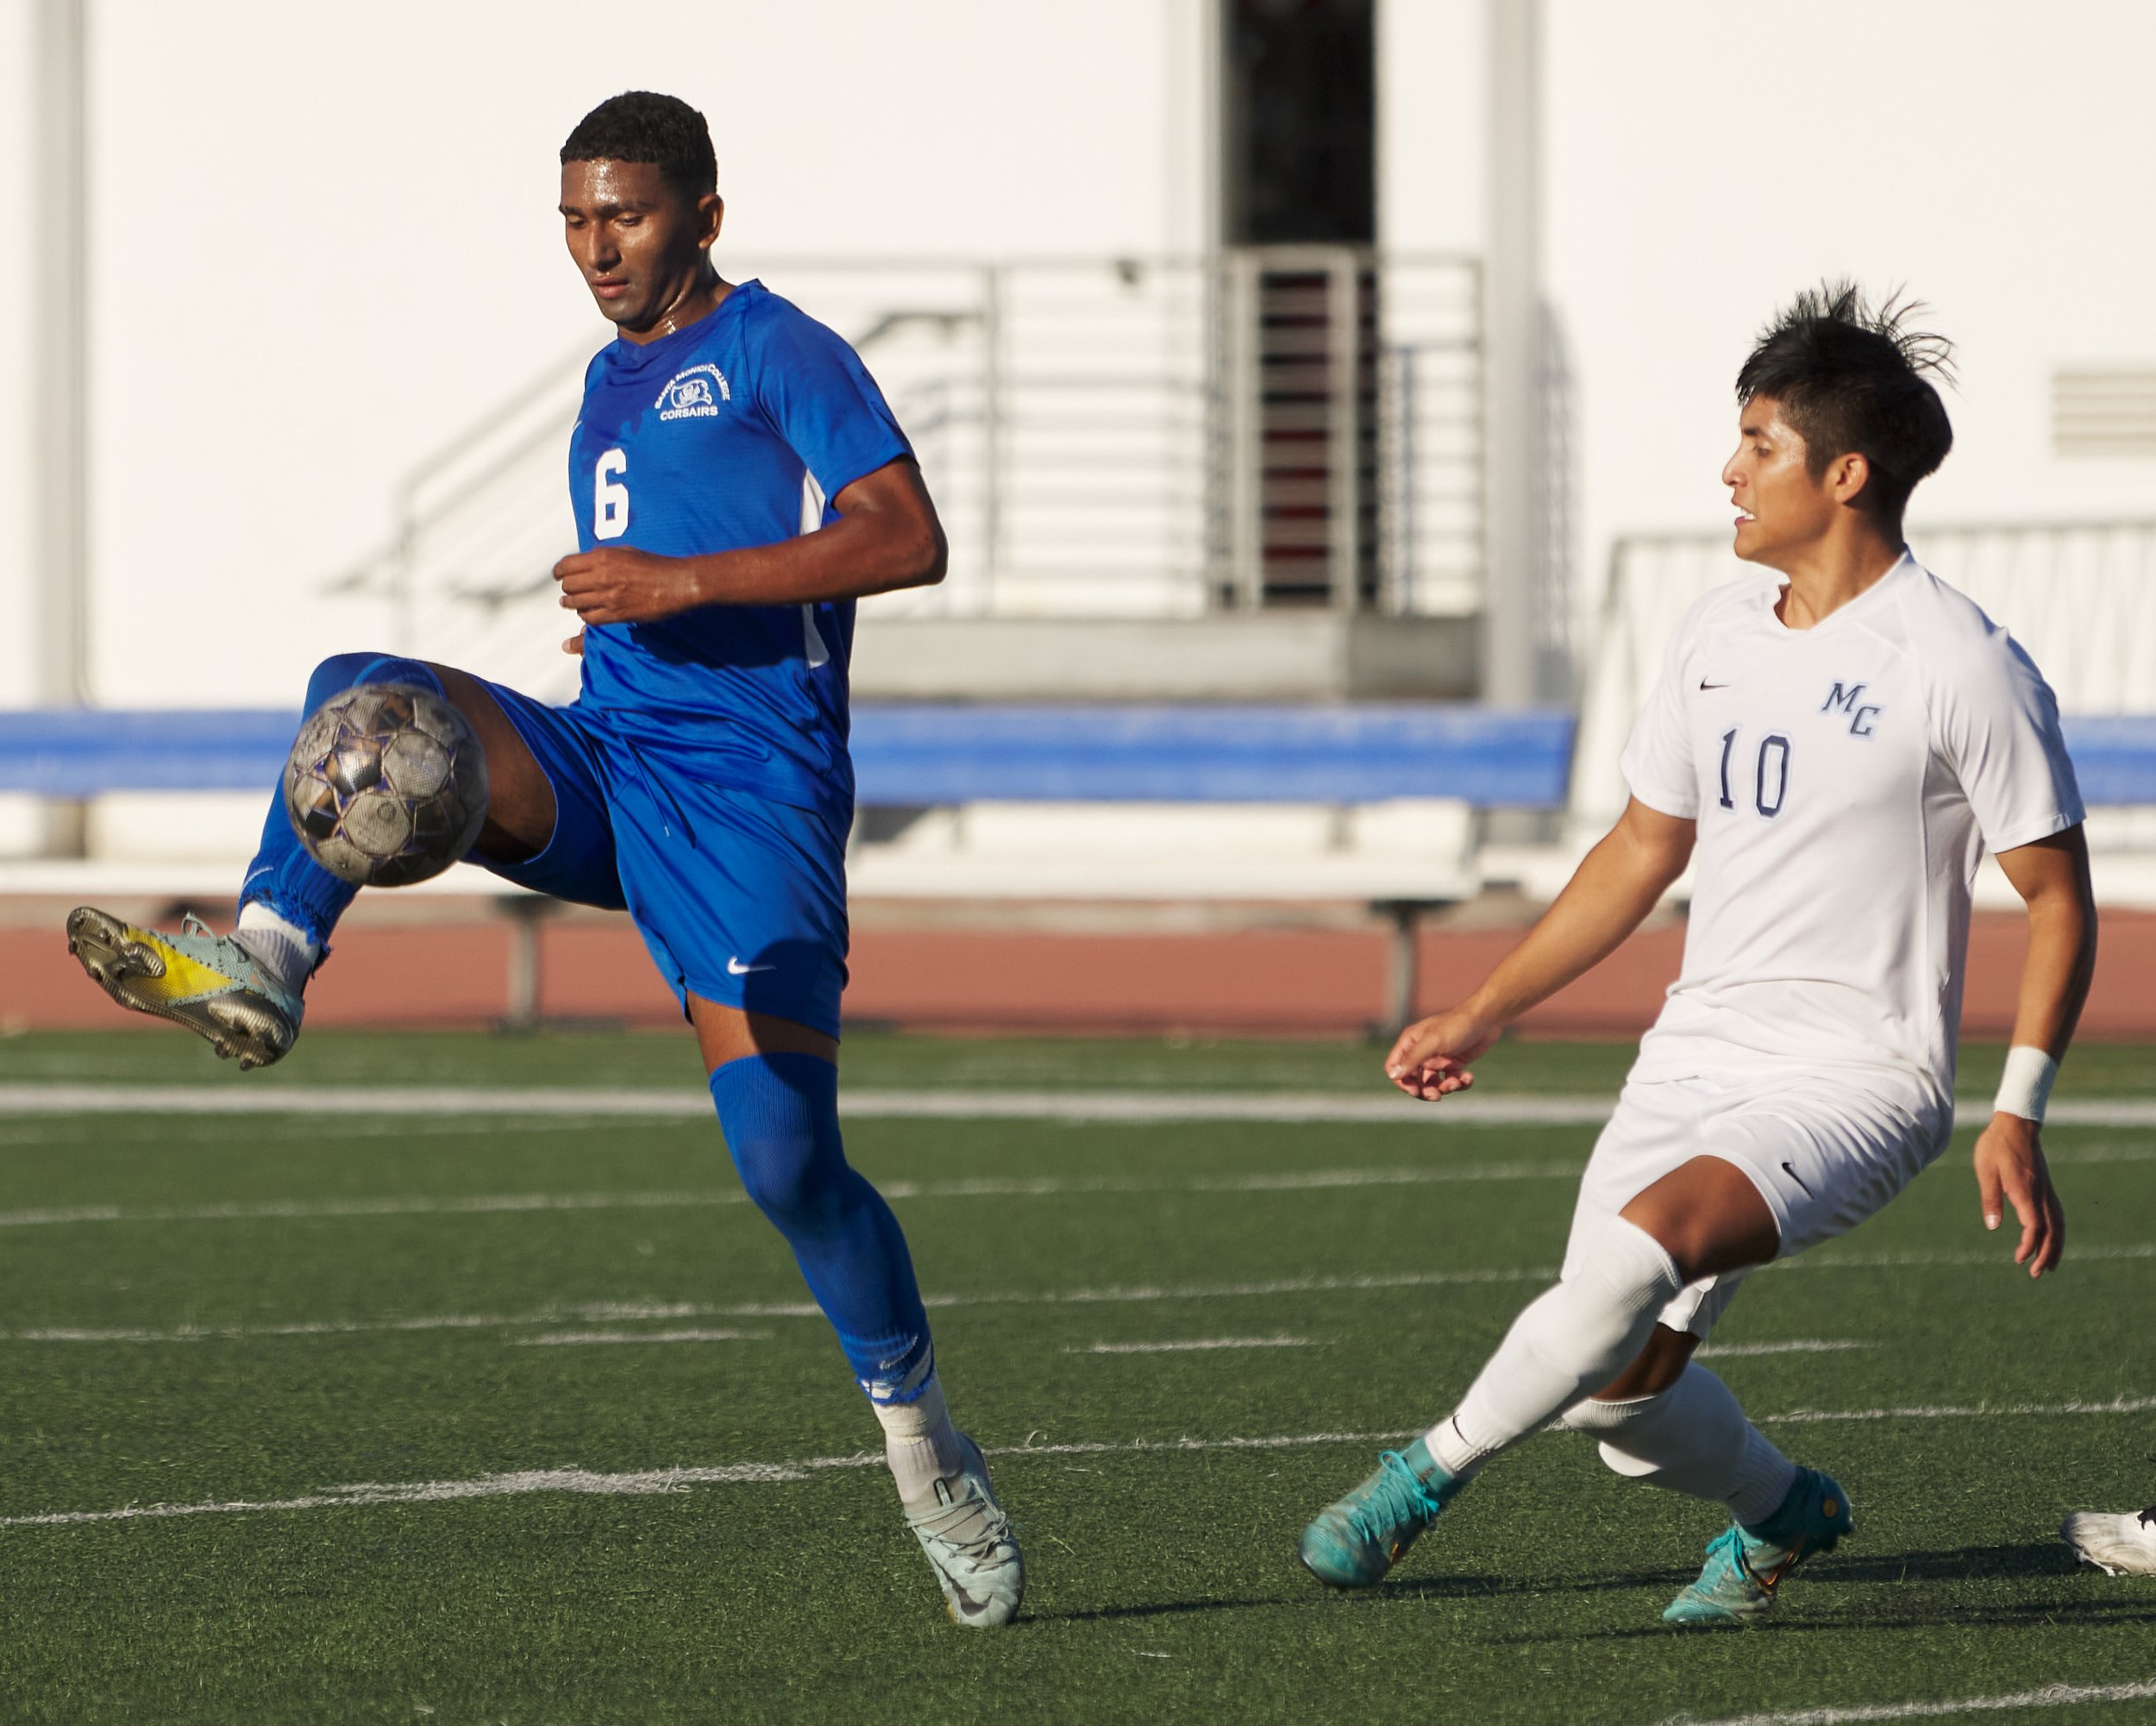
left=555, top=457, right=945, bottom=648
left=1972, top=825, right=2096, bottom=1279
left=1387, top=798, right=1695, bottom=1100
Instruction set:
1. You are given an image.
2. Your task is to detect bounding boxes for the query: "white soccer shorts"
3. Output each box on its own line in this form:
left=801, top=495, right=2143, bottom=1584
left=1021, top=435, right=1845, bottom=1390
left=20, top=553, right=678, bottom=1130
left=1561, top=1075, right=1951, bottom=1339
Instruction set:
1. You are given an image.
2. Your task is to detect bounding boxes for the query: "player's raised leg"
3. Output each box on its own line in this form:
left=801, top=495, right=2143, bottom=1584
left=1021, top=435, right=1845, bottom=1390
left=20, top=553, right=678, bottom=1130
left=693, top=1001, right=1024, bottom=1628
left=66, top=653, right=558, bottom=1067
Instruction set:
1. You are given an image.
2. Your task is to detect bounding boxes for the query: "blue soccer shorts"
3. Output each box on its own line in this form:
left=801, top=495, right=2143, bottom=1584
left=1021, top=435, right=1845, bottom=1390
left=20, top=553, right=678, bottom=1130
left=469, top=679, right=850, bottom=1039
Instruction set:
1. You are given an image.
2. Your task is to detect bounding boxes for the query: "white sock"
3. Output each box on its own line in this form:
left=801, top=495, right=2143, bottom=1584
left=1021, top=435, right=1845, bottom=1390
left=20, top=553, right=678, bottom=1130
left=234, top=902, right=319, bottom=994
left=1561, top=1361, right=1798, bottom=1525
left=1426, top=1214, right=1683, bottom=1478
left=873, top=1373, right=964, bottom=1507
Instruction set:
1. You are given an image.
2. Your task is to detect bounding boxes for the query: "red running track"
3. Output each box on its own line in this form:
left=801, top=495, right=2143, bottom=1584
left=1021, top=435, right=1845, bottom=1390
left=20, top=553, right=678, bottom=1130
left=8, top=903, right=2153, bottom=1042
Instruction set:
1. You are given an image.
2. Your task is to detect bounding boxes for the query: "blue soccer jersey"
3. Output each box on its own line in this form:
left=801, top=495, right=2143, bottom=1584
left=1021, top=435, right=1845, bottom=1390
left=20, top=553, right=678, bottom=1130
left=566, top=281, right=912, bottom=816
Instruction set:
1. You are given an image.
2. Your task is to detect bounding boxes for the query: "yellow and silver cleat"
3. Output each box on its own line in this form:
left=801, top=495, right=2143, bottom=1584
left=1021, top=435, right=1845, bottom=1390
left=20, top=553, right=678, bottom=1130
left=66, top=906, right=304, bottom=1070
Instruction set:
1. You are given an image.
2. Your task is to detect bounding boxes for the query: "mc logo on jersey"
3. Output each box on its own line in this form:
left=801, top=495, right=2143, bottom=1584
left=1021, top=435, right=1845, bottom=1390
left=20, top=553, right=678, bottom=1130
left=657, top=362, right=730, bottom=421
left=1822, top=681, right=1883, bottom=737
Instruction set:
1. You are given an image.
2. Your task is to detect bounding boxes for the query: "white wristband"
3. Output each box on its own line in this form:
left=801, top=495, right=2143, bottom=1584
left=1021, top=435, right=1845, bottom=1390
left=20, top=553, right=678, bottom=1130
left=1993, top=1045, right=2059, bottom=1123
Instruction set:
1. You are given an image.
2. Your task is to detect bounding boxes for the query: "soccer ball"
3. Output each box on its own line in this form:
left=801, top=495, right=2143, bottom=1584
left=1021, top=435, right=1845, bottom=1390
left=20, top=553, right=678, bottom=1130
left=282, top=683, right=490, bottom=887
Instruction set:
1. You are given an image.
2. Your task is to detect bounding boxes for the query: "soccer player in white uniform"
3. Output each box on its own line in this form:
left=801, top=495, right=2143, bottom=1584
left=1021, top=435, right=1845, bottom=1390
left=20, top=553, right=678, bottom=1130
left=1299, top=286, right=2098, bottom=1623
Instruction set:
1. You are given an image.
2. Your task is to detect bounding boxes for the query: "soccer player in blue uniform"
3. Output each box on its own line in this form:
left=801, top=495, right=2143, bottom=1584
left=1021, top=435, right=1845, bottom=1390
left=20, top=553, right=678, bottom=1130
left=66, top=91, right=1024, bottom=1629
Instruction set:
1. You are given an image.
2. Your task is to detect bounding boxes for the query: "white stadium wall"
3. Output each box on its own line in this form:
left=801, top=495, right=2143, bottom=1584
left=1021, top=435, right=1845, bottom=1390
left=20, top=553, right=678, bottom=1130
left=0, top=5, right=41, bottom=852
left=66, top=0, right=1211, bottom=710
left=1383, top=0, right=2156, bottom=642
left=0, top=1, right=35, bottom=703
left=1540, top=0, right=2156, bottom=630
left=5, top=0, right=2153, bottom=720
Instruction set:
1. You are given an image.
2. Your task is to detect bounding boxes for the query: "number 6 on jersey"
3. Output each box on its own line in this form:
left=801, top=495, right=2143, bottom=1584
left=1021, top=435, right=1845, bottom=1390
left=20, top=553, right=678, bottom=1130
left=593, top=448, right=630, bottom=540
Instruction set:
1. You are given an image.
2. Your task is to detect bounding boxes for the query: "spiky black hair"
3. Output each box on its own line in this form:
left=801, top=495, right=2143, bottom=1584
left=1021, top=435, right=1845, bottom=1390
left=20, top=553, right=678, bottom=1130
left=561, top=91, right=717, bottom=198
left=1735, top=282, right=1955, bottom=520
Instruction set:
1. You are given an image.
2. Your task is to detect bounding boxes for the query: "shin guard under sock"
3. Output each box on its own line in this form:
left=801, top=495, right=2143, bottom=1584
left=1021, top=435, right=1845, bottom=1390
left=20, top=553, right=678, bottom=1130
left=1561, top=1360, right=1799, bottom=1524
left=708, top=1051, right=934, bottom=1403
left=1426, top=1214, right=1683, bottom=1478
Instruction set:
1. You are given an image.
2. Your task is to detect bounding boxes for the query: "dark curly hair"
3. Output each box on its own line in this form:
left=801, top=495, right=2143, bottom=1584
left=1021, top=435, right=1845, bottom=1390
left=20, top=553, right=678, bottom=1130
left=1736, top=282, right=1955, bottom=521
left=561, top=91, right=717, bottom=198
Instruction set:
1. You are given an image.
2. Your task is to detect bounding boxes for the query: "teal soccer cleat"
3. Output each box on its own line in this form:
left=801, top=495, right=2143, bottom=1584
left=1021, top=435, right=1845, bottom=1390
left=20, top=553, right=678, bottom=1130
left=1299, top=1442, right=1461, bottom=1588
left=906, top=1434, right=1025, bottom=1629
left=1664, top=1466, right=1854, bottom=1624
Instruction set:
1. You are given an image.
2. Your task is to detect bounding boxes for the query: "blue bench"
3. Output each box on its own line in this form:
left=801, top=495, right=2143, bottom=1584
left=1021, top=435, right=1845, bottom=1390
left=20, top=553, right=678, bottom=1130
left=8, top=704, right=2152, bottom=804
left=11, top=704, right=2145, bottom=1034
left=0, top=704, right=1583, bottom=807
left=2046, top=717, right=2156, bottom=806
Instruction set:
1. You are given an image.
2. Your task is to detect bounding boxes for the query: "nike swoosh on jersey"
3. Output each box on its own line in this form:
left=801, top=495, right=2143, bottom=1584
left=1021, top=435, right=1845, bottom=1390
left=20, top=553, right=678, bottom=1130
left=1699, top=678, right=1733, bottom=690
left=726, top=957, right=776, bottom=976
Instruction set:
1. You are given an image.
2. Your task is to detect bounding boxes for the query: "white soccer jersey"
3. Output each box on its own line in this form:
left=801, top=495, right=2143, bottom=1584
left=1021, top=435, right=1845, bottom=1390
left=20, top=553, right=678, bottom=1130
left=1620, top=550, right=2084, bottom=1108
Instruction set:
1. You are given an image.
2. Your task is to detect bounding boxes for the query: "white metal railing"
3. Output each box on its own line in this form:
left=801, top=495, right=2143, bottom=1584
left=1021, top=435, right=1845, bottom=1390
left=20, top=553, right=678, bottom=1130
left=325, top=253, right=1482, bottom=700
left=1570, top=522, right=2156, bottom=845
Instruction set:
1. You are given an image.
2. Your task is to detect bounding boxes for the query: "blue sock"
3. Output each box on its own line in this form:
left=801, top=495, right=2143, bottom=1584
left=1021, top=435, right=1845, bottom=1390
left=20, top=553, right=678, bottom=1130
left=708, top=1051, right=934, bottom=1403
left=237, top=652, right=447, bottom=948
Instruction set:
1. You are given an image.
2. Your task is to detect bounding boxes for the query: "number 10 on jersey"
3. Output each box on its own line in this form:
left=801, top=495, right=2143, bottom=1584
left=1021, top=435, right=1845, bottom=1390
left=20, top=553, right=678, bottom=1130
left=1719, top=728, right=1791, bottom=818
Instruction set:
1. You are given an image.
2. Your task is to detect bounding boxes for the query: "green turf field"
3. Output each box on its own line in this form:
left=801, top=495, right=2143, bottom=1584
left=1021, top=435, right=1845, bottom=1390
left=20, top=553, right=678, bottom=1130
left=0, top=1030, right=2150, bottom=1723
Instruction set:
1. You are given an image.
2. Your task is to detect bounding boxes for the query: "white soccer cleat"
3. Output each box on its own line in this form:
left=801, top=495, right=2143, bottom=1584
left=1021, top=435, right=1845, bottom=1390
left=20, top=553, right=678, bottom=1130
left=904, top=1434, right=1025, bottom=1628
left=2062, top=1506, right=2156, bottom=1575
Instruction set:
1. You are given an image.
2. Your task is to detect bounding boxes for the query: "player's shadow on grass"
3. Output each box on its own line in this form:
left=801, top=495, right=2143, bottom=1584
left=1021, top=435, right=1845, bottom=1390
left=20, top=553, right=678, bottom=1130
left=1039, top=1570, right=1678, bottom=1626
left=1484, top=1597, right=2156, bottom=1648
left=1375, top=1570, right=1682, bottom=1604
left=1444, top=1539, right=2074, bottom=1611
left=1036, top=1544, right=2117, bottom=1629
left=1035, top=1570, right=1527, bottom=1625
left=1822, top=1540, right=2079, bottom=1585
left=1038, top=1597, right=1305, bottom=1626
left=1473, top=1543, right=2156, bottom=1645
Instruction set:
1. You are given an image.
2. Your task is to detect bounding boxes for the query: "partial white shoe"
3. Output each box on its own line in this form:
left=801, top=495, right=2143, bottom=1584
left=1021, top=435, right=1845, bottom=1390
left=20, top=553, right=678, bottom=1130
left=2062, top=1506, right=2156, bottom=1575
left=904, top=1434, right=1025, bottom=1628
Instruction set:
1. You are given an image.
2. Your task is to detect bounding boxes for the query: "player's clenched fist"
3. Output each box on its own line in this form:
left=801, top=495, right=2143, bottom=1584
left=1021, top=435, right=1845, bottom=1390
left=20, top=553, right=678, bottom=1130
left=1385, top=1007, right=1501, bottom=1102
left=554, top=547, right=706, bottom=627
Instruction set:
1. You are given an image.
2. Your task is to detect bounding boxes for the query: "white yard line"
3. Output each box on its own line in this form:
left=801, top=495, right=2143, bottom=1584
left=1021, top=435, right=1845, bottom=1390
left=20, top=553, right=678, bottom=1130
left=4, top=1173, right=2150, bottom=1234
left=1695, top=1340, right=1871, bottom=1359
left=1658, top=1678, right=2156, bottom=1726
left=1768, top=1395, right=2156, bottom=1423
left=2045, top=1142, right=2156, bottom=1164
left=511, top=1328, right=768, bottom=1347
left=0, top=1082, right=2152, bottom=1127
left=0, top=1191, right=744, bottom=1228
left=1071, top=1336, right=1317, bottom=1355
left=7, top=1398, right=2152, bottom=1531
left=0, top=1269, right=1556, bottom=1345
left=0, top=1300, right=712, bottom=1344
left=1770, top=1243, right=2156, bottom=1273
left=0, top=1083, right=1595, bottom=1124
left=11, top=1245, right=2156, bottom=1346
left=0, top=1164, right=1598, bottom=1230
